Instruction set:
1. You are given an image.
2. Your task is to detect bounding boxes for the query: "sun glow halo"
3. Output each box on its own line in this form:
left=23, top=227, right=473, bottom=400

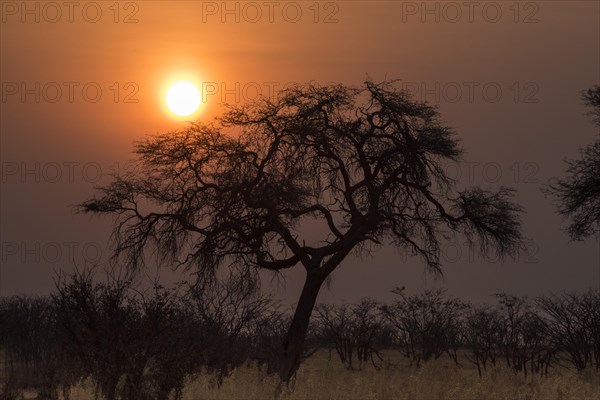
left=166, top=81, right=201, bottom=116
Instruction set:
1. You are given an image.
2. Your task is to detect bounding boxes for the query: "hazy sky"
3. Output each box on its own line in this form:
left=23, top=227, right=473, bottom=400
left=1, top=1, right=599, bottom=304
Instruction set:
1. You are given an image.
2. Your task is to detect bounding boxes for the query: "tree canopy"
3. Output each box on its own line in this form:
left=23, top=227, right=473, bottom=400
left=82, top=81, right=523, bottom=275
left=546, top=85, right=600, bottom=240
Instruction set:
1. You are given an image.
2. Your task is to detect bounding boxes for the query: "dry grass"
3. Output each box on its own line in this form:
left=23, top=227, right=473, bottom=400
left=54, top=351, right=600, bottom=400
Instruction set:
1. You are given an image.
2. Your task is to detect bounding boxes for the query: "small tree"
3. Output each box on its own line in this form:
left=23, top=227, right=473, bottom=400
left=184, top=272, right=278, bottom=382
left=463, top=305, right=503, bottom=377
left=538, top=290, right=600, bottom=371
left=80, top=80, right=524, bottom=381
left=0, top=296, right=75, bottom=399
left=494, top=294, right=556, bottom=378
left=134, top=284, right=194, bottom=400
left=315, top=299, right=387, bottom=370
left=53, top=268, right=140, bottom=400
left=381, top=288, right=466, bottom=366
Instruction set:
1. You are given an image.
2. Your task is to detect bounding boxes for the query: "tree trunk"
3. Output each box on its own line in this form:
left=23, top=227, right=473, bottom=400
left=278, top=270, right=324, bottom=382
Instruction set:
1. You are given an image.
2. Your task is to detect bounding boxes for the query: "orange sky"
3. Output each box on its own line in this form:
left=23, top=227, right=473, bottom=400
left=1, top=1, right=599, bottom=302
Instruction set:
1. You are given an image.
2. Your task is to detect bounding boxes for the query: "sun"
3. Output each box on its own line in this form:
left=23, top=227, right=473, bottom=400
left=166, top=81, right=201, bottom=116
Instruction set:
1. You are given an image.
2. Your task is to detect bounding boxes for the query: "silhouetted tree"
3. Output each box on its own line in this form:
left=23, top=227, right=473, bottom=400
left=381, top=288, right=466, bottom=366
left=463, top=305, right=503, bottom=377
left=0, top=295, right=76, bottom=399
left=53, top=268, right=140, bottom=400
left=315, top=299, right=387, bottom=370
left=546, top=85, right=600, bottom=240
left=538, top=290, right=600, bottom=371
left=494, top=294, right=556, bottom=378
left=80, top=80, right=524, bottom=381
left=583, top=85, right=600, bottom=126
left=51, top=267, right=280, bottom=399
left=184, top=272, right=278, bottom=382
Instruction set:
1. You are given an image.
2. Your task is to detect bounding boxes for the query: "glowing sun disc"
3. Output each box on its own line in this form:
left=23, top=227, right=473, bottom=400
left=166, top=81, right=201, bottom=116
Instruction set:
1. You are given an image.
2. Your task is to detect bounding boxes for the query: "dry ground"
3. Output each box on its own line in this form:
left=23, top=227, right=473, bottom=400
left=10, top=350, right=598, bottom=400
